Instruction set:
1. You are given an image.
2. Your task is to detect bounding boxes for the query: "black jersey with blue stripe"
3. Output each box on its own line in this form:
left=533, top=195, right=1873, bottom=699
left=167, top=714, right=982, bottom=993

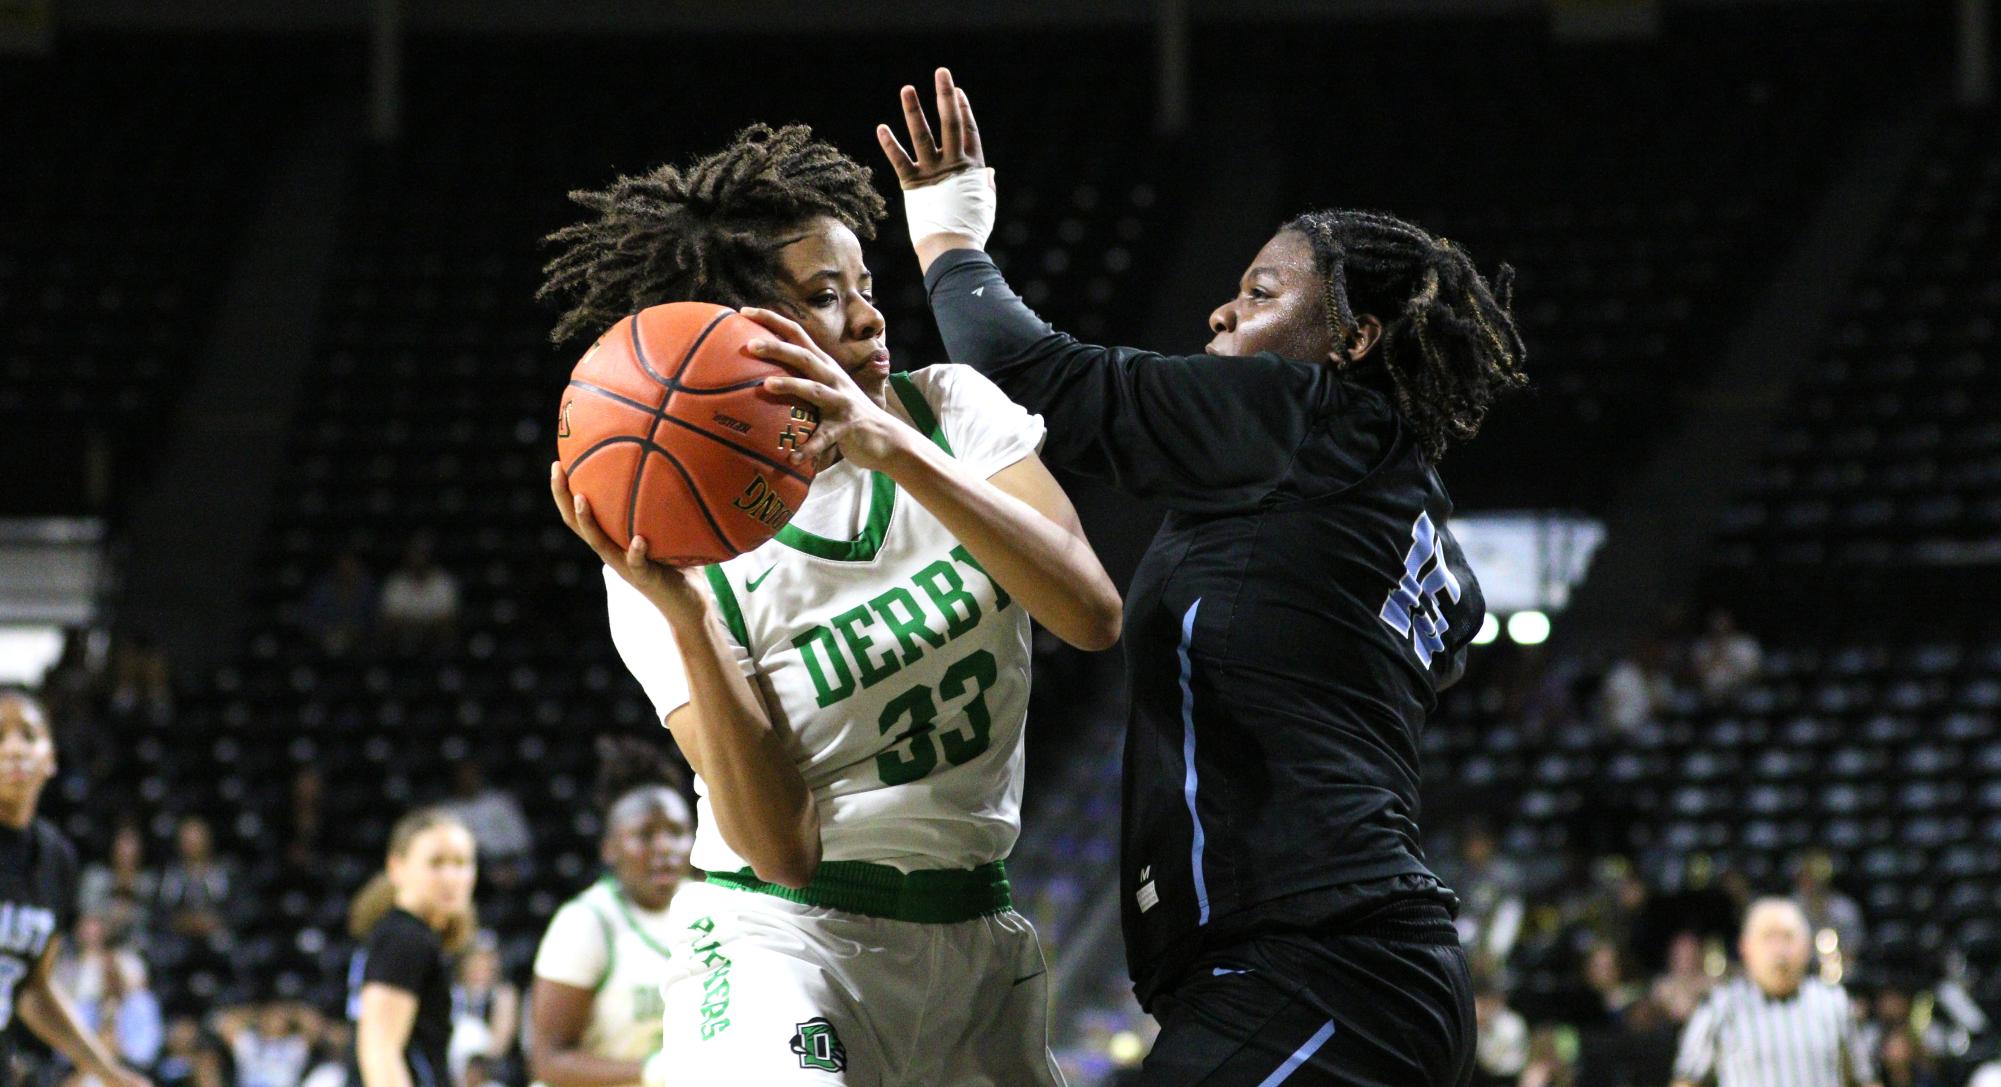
left=924, top=249, right=1483, bottom=1007
left=0, top=819, right=78, bottom=1081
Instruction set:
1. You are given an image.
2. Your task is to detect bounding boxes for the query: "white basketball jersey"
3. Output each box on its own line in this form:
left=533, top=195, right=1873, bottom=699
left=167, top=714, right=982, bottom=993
left=531, top=879, right=677, bottom=1068
left=605, top=364, right=1046, bottom=875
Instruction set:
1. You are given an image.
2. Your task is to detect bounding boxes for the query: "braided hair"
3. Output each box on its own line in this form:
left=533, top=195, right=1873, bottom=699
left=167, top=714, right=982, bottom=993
left=539, top=123, right=887, bottom=344
left=592, top=736, right=688, bottom=816
left=1285, top=209, right=1528, bottom=460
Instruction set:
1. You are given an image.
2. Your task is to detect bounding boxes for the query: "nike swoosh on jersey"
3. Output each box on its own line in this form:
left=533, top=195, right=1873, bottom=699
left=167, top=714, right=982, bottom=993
left=746, top=564, right=779, bottom=591
left=1011, top=971, right=1047, bottom=987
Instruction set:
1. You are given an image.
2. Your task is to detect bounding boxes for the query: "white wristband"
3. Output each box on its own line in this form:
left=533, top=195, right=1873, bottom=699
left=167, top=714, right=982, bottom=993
left=641, top=1050, right=671, bottom=1087
left=903, top=168, right=996, bottom=248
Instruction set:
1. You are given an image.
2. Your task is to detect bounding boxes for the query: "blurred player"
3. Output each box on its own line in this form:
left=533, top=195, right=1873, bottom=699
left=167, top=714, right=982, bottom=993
left=0, top=689, right=151, bottom=1087
left=884, top=69, right=1526, bottom=1086
left=539, top=124, right=1122, bottom=1083
left=526, top=738, right=694, bottom=1087
left=347, top=810, right=477, bottom=1087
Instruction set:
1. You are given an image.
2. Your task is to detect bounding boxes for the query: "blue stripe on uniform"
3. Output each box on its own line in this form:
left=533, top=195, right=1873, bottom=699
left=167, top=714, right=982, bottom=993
left=1177, top=598, right=1211, bottom=926
left=1256, top=1020, right=1338, bottom=1086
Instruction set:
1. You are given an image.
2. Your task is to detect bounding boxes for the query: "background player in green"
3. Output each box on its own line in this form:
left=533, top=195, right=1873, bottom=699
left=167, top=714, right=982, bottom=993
left=0, top=690, right=151, bottom=1087
left=885, top=69, right=1526, bottom=1086
left=541, top=124, right=1123, bottom=1083
left=528, top=738, right=693, bottom=1087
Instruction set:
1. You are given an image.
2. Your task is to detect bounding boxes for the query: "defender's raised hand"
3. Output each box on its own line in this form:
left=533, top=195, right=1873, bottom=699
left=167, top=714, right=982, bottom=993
left=877, top=67, right=985, bottom=189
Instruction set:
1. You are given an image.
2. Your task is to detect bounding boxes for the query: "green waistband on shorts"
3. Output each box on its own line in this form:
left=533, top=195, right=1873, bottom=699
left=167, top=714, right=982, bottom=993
left=705, top=859, right=1011, bottom=924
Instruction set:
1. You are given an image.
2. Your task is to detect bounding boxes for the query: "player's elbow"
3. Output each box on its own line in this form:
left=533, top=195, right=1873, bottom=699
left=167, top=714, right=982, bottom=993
left=748, top=832, right=822, bottom=890
left=751, top=850, right=819, bottom=891
left=1062, top=590, right=1124, bottom=652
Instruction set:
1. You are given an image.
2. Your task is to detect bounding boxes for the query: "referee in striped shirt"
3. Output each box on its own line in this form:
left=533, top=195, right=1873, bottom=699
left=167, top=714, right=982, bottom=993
left=1672, top=898, right=1881, bottom=1087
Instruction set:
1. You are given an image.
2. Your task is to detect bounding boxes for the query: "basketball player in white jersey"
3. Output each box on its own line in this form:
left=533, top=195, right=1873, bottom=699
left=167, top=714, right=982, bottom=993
left=540, top=123, right=1121, bottom=1084
left=527, top=739, right=693, bottom=1087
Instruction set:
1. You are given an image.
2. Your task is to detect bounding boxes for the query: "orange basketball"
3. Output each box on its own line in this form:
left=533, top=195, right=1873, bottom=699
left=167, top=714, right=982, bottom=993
left=556, top=302, right=819, bottom=566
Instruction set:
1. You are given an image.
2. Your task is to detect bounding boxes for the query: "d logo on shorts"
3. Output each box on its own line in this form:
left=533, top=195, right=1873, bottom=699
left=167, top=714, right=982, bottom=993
left=790, top=1017, right=846, bottom=1072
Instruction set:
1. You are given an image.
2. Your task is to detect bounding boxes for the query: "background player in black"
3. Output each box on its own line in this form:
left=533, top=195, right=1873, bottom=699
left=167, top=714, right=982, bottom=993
left=881, top=71, right=1527, bottom=1085
left=346, top=810, right=476, bottom=1087
left=0, top=690, right=150, bottom=1087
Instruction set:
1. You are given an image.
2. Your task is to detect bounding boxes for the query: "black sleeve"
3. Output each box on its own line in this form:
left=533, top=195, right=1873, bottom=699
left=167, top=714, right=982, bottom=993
left=922, top=248, right=1346, bottom=514
left=361, top=919, right=437, bottom=995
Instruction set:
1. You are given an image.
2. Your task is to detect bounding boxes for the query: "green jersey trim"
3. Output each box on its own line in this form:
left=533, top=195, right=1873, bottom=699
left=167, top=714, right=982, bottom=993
left=705, top=858, right=1010, bottom=924
left=703, top=565, right=751, bottom=648
left=770, top=372, right=951, bottom=563
left=708, top=560, right=752, bottom=648
left=888, top=371, right=953, bottom=457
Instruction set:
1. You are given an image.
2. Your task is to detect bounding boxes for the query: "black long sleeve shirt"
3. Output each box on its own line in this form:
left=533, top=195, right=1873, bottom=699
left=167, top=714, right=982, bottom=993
left=923, top=249, right=1484, bottom=1007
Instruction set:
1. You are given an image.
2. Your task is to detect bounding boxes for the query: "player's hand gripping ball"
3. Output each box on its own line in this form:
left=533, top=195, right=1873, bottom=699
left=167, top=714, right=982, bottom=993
left=555, top=302, right=820, bottom=566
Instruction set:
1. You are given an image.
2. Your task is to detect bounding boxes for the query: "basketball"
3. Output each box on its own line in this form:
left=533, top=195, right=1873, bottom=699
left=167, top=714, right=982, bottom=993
left=556, top=302, right=819, bottom=566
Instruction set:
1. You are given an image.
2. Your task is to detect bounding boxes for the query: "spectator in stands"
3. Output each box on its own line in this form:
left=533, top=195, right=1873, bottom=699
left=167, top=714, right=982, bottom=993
left=458, top=1056, right=501, bottom=1087
left=440, top=763, right=531, bottom=891
left=154, top=816, right=236, bottom=952
left=301, top=553, right=377, bottom=657
left=299, top=1023, right=350, bottom=1087
left=1793, top=850, right=1865, bottom=964
left=1858, top=987, right=1950, bottom=1065
left=77, top=825, right=158, bottom=944
left=55, top=915, right=146, bottom=1013
left=107, top=635, right=173, bottom=725
left=215, top=1003, right=323, bottom=1087
left=1873, top=1029, right=1938, bottom=1087
left=154, top=1017, right=230, bottom=1087
left=1442, top=818, right=1526, bottom=970
left=377, top=537, right=460, bottom=653
left=1651, top=931, right=1718, bottom=1024
left=1583, top=940, right=1645, bottom=1025
left=1575, top=994, right=1681, bottom=1087
left=1597, top=639, right=1672, bottom=733
left=1518, top=1025, right=1577, bottom=1087
left=446, top=943, right=517, bottom=1085
left=1473, top=982, right=1529, bottom=1086
left=283, top=767, right=327, bottom=874
left=1690, top=609, right=1761, bottom=701
left=76, top=953, right=164, bottom=1079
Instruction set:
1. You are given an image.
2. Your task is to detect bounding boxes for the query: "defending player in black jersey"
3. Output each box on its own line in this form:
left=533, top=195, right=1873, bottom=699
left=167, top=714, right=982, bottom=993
left=0, top=690, right=151, bottom=1087
left=346, top=809, right=477, bottom=1087
left=881, top=71, right=1527, bottom=1085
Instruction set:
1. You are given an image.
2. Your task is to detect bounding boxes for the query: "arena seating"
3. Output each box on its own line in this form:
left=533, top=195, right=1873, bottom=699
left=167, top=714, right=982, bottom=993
left=1712, top=109, right=2001, bottom=584
left=1422, top=106, right=2001, bottom=1021
left=0, top=39, right=323, bottom=516
left=1278, top=9, right=1942, bottom=512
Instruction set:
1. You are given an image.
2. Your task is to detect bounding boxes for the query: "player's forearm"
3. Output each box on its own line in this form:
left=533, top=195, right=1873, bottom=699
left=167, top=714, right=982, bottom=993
left=17, top=979, right=125, bottom=1081
left=358, top=1045, right=416, bottom=1087
left=528, top=1045, right=645, bottom=1087
left=883, top=438, right=1121, bottom=651
left=913, top=233, right=981, bottom=275
left=665, top=606, right=822, bottom=889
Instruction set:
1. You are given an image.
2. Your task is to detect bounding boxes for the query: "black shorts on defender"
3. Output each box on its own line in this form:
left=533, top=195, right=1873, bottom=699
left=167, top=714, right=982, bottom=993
left=1138, top=910, right=1474, bottom=1087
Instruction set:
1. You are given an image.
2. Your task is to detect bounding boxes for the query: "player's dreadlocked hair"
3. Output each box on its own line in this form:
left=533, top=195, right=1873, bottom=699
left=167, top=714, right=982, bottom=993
left=592, top=735, right=689, bottom=815
left=1285, top=209, right=1528, bottom=460
left=538, top=123, right=887, bottom=345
